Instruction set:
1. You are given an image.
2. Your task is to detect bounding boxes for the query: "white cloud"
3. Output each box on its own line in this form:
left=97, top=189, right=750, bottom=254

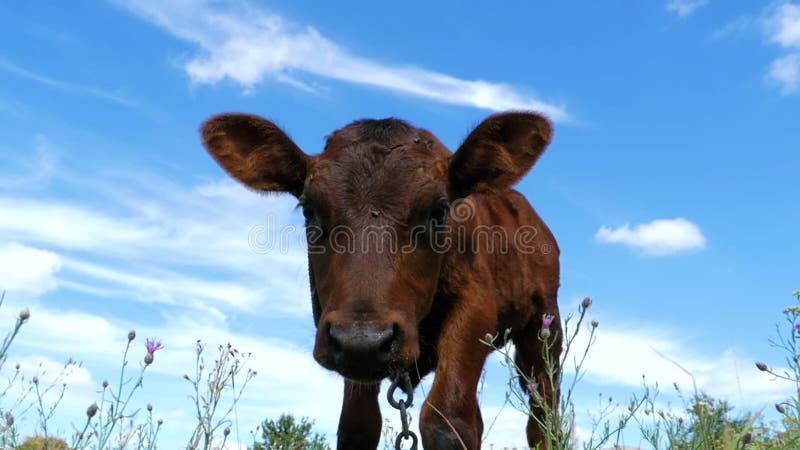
left=765, top=2, right=800, bottom=48
left=768, top=52, right=800, bottom=92
left=595, top=218, right=706, bottom=256
left=763, top=2, right=800, bottom=93
left=0, top=176, right=311, bottom=317
left=666, top=0, right=709, bottom=18
left=113, top=0, right=568, bottom=121
left=578, top=325, right=790, bottom=405
left=0, top=242, right=61, bottom=296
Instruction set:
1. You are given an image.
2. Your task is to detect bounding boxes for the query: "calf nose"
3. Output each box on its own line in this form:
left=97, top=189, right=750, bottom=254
left=329, top=322, right=396, bottom=362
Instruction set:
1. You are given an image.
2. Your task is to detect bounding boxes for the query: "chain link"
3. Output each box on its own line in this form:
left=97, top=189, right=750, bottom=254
left=387, top=372, right=418, bottom=450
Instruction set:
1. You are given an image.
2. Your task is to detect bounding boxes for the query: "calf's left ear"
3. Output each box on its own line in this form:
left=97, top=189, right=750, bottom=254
left=448, top=112, right=553, bottom=198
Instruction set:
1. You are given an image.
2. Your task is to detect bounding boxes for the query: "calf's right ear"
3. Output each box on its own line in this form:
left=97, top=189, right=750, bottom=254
left=201, top=113, right=309, bottom=196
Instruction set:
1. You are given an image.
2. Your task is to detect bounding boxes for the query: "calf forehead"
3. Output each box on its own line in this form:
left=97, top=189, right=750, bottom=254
left=307, top=118, right=450, bottom=209
left=322, top=118, right=450, bottom=159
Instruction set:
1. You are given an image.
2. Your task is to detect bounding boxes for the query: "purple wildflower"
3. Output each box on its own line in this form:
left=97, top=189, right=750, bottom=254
left=795, top=323, right=800, bottom=332
left=542, top=314, right=555, bottom=329
left=145, top=338, right=164, bottom=354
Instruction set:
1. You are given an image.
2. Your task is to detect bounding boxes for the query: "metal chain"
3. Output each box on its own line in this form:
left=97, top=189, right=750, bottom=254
left=387, top=372, right=418, bottom=450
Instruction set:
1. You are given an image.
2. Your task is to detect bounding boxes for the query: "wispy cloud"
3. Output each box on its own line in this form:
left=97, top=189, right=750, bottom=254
left=666, top=0, right=709, bottom=18
left=581, top=325, right=787, bottom=404
left=0, top=170, right=310, bottom=318
left=113, top=0, right=568, bottom=121
left=768, top=52, right=800, bottom=92
left=764, top=2, right=800, bottom=93
left=0, top=58, right=138, bottom=107
left=0, top=134, right=59, bottom=189
left=711, top=15, right=755, bottom=40
left=0, top=242, right=61, bottom=297
left=595, top=218, right=707, bottom=256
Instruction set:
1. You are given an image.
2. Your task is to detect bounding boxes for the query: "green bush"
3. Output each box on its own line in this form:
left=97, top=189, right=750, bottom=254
left=17, top=436, right=70, bottom=450
left=251, top=414, right=329, bottom=450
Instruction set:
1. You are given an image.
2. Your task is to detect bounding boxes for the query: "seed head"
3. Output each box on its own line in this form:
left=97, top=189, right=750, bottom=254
left=755, top=362, right=768, bottom=372
left=87, top=403, right=98, bottom=418
left=19, top=308, right=30, bottom=321
left=128, top=330, right=136, bottom=341
left=581, top=297, right=592, bottom=309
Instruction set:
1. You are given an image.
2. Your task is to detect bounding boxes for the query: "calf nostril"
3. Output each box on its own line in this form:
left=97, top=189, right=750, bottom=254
left=378, top=324, right=399, bottom=353
left=377, top=327, right=395, bottom=354
left=328, top=324, right=343, bottom=353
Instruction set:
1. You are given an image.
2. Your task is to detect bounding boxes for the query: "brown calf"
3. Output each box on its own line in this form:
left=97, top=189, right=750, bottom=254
left=201, top=112, right=561, bottom=450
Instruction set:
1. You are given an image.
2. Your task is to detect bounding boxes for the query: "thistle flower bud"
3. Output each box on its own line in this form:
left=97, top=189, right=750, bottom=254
left=755, top=362, right=768, bottom=372
left=540, top=328, right=551, bottom=339
left=591, top=319, right=599, bottom=328
left=776, top=402, right=787, bottom=415
left=157, top=418, right=163, bottom=426
left=102, top=380, right=109, bottom=389
left=19, top=308, right=30, bottom=321
left=87, top=403, right=98, bottom=418
left=581, top=297, right=592, bottom=309
left=147, top=403, right=153, bottom=412
left=483, top=333, right=494, bottom=343
left=128, top=330, right=136, bottom=341
left=5, top=411, right=13, bottom=426
left=144, top=353, right=154, bottom=365
left=32, top=376, right=39, bottom=385
left=224, top=426, right=231, bottom=437
left=183, top=373, right=190, bottom=380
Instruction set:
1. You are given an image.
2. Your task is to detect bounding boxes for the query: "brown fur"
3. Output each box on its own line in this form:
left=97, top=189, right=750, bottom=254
left=201, top=112, right=561, bottom=450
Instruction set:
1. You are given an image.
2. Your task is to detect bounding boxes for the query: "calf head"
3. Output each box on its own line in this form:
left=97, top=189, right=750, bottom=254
left=201, top=112, right=552, bottom=382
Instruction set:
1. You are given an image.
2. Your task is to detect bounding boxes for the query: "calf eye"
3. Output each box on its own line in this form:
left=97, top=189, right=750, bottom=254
left=428, top=199, right=450, bottom=231
left=302, top=205, right=316, bottom=224
left=296, top=199, right=319, bottom=226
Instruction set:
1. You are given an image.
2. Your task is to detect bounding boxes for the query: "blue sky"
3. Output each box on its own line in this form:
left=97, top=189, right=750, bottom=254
left=0, top=0, right=799, bottom=448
